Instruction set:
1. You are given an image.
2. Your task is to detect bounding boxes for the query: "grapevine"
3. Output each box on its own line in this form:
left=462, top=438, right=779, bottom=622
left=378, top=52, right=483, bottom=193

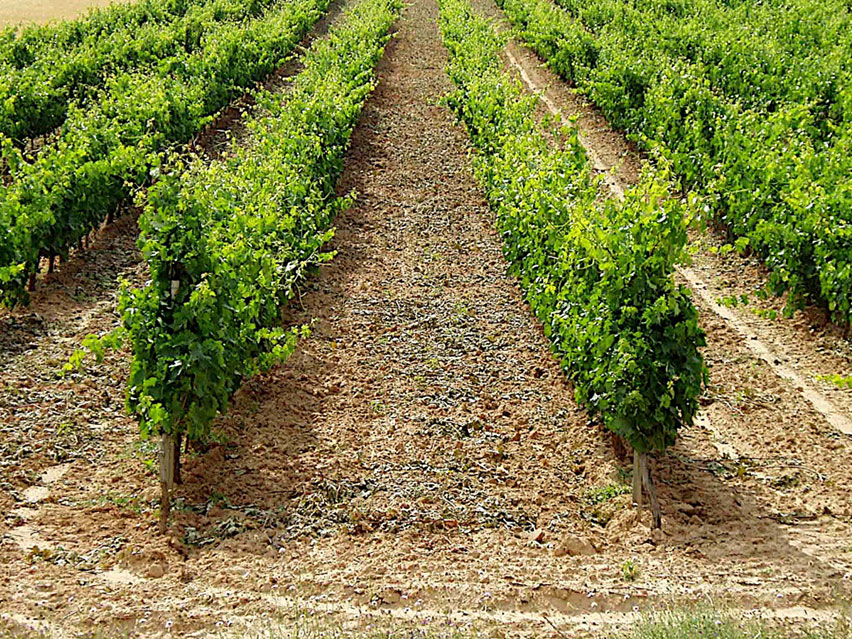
left=439, top=0, right=707, bottom=526
left=119, top=0, right=401, bottom=531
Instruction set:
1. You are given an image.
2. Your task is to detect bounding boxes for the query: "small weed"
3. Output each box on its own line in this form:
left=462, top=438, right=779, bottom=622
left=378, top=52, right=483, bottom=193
left=56, top=421, right=74, bottom=437
left=817, top=373, right=852, bottom=390
left=769, top=472, right=801, bottom=490
left=120, top=438, right=158, bottom=475
left=717, top=293, right=751, bottom=308
left=581, top=483, right=631, bottom=527
left=427, top=248, right=443, bottom=261
left=707, top=239, right=747, bottom=256
left=208, top=491, right=230, bottom=509
left=208, top=429, right=231, bottom=445
left=88, top=491, right=146, bottom=514
left=615, top=465, right=632, bottom=484
left=585, top=483, right=631, bottom=504
left=752, top=307, right=779, bottom=321
left=451, top=300, right=472, bottom=324
left=621, top=558, right=639, bottom=581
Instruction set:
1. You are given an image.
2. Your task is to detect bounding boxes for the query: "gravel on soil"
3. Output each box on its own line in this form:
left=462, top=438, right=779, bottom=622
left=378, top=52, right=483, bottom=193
left=0, top=0, right=851, bottom=636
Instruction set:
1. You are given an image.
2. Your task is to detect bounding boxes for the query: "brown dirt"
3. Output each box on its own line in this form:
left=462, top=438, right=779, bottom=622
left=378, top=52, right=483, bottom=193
left=1, top=0, right=852, bottom=636
left=0, top=0, right=130, bottom=26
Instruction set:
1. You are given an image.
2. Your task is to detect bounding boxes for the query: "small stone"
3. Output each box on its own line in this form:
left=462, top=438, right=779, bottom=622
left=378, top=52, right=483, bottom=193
left=553, top=534, right=597, bottom=557
left=147, top=564, right=166, bottom=579
left=528, top=528, right=545, bottom=543
left=676, top=502, right=695, bottom=515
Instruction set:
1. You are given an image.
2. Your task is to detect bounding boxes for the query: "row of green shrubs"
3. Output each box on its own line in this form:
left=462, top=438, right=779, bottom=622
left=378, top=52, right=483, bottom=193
left=119, top=0, right=400, bottom=443
left=0, top=0, right=284, bottom=143
left=438, top=0, right=706, bottom=453
left=500, top=0, right=852, bottom=327
left=0, top=0, right=208, bottom=69
left=0, top=0, right=330, bottom=307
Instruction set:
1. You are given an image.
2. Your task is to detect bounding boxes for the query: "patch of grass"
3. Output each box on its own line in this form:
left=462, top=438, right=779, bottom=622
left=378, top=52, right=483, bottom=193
left=118, top=438, right=158, bottom=475
left=84, top=490, right=146, bottom=514
left=451, top=300, right=471, bottom=319
left=581, top=482, right=632, bottom=526
left=622, top=608, right=852, bottom=639
left=3, top=606, right=852, bottom=639
left=231, top=611, right=494, bottom=639
left=585, top=483, right=631, bottom=504
left=626, top=610, right=778, bottom=639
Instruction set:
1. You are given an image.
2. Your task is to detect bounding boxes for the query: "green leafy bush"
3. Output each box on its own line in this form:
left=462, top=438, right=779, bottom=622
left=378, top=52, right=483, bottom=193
left=439, top=0, right=706, bottom=453
left=0, top=0, right=331, bottom=307
left=120, top=0, right=400, bottom=443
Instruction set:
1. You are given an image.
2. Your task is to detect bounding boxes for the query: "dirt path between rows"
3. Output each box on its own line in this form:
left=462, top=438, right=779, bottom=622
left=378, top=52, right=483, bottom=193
left=1, top=0, right=851, bottom=636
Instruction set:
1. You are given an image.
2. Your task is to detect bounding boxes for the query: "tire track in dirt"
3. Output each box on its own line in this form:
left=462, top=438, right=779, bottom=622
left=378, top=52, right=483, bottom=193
left=116, top=585, right=844, bottom=637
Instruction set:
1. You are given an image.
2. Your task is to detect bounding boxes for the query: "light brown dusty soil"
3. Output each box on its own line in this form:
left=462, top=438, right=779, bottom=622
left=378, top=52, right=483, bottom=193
left=0, top=0, right=130, bottom=26
left=1, top=0, right=851, bottom=637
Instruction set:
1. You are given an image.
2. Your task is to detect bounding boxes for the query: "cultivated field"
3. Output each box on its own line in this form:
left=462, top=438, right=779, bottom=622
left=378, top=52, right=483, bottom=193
left=0, top=0, right=128, bottom=26
left=0, top=0, right=850, bottom=636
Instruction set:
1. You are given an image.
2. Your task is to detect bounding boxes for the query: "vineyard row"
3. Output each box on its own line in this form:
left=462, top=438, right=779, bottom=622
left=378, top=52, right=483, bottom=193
left=0, top=0, right=287, bottom=144
left=0, top=0, right=218, bottom=69
left=500, top=0, right=852, bottom=327
left=113, top=0, right=401, bottom=529
left=438, top=0, right=707, bottom=525
left=0, top=0, right=332, bottom=308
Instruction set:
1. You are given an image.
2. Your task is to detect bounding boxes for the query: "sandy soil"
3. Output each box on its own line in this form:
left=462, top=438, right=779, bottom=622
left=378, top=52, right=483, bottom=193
left=1, top=0, right=851, bottom=636
left=0, top=0, right=131, bottom=27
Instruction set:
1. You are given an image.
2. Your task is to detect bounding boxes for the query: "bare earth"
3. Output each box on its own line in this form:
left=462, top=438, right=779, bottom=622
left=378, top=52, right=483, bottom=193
left=0, top=0, right=851, bottom=636
left=0, top=0, right=129, bottom=27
